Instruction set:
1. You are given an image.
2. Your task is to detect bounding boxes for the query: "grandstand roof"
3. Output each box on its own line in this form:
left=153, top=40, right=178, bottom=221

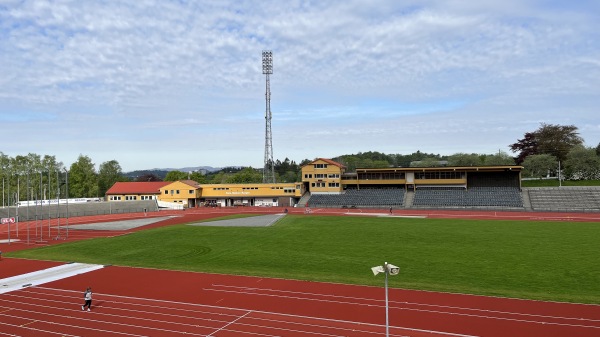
left=106, top=181, right=170, bottom=195
left=355, top=165, right=523, bottom=173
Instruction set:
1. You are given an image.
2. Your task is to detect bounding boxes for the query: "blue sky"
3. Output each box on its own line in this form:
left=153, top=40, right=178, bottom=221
left=1, top=0, right=599, bottom=171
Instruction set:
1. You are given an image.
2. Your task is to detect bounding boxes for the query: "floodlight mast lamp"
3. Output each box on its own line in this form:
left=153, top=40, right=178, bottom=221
left=372, top=262, right=400, bottom=337
left=262, top=50, right=275, bottom=183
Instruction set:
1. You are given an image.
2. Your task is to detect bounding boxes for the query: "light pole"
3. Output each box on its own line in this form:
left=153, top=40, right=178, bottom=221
left=372, top=262, right=400, bottom=337
left=558, top=160, right=562, bottom=187
left=64, top=169, right=69, bottom=238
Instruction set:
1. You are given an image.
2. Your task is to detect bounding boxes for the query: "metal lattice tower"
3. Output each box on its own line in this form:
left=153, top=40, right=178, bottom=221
left=262, top=50, right=275, bottom=183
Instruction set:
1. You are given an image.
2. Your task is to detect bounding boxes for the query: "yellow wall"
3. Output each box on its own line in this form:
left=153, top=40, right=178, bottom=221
left=199, top=183, right=298, bottom=198
left=159, top=181, right=199, bottom=204
left=301, top=159, right=344, bottom=193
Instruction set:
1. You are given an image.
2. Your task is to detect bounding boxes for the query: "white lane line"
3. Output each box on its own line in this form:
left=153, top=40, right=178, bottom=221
left=0, top=321, right=81, bottom=337
left=208, top=284, right=600, bottom=323
left=208, top=311, right=252, bottom=336
left=0, top=263, right=105, bottom=294
left=203, top=287, right=600, bottom=330
left=29, top=286, right=480, bottom=337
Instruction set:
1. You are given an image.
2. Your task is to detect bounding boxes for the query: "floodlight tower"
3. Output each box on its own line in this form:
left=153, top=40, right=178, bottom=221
left=262, top=50, right=276, bottom=183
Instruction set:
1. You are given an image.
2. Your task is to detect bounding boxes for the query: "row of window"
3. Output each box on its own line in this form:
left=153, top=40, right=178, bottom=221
left=304, top=173, right=340, bottom=179
left=356, top=172, right=406, bottom=180
left=163, top=189, right=195, bottom=194
left=314, top=164, right=328, bottom=169
left=415, top=172, right=465, bottom=179
left=109, top=195, right=156, bottom=201
left=311, top=182, right=340, bottom=188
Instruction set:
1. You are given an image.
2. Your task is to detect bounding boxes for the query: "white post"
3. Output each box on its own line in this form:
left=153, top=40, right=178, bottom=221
left=558, top=161, right=562, bottom=187
left=384, top=262, right=390, bottom=337
left=65, top=169, right=69, bottom=238
left=372, top=261, right=399, bottom=337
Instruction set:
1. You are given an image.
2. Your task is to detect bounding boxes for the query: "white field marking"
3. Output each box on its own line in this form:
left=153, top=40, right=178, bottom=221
left=0, top=321, right=80, bottom=337
left=0, top=294, right=235, bottom=330
left=0, top=331, right=21, bottom=337
left=0, top=308, right=203, bottom=337
left=0, top=294, right=425, bottom=337
left=0, top=239, right=21, bottom=243
left=203, top=286, right=600, bottom=330
left=1, top=296, right=398, bottom=337
left=0, top=263, right=104, bottom=294
left=420, top=212, right=600, bottom=222
left=207, top=310, right=252, bottom=336
left=342, top=212, right=427, bottom=218
left=208, top=284, right=600, bottom=323
left=32, top=286, right=481, bottom=337
left=387, top=215, right=428, bottom=218
left=1, top=297, right=407, bottom=337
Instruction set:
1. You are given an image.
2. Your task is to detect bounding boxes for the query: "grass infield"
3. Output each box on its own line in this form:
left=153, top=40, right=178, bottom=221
left=8, top=215, right=600, bottom=304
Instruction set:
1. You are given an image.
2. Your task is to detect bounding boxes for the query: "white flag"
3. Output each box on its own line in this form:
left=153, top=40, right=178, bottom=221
left=371, top=265, right=385, bottom=275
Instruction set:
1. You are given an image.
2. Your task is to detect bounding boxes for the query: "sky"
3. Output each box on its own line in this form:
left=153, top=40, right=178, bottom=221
left=1, top=0, right=599, bottom=172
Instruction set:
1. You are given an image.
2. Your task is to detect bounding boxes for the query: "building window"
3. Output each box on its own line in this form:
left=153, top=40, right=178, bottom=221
left=315, top=174, right=326, bottom=179
left=314, top=164, right=328, bottom=169
left=189, top=190, right=193, bottom=194
left=304, top=174, right=313, bottom=179
left=328, top=182, right=339, bottom=187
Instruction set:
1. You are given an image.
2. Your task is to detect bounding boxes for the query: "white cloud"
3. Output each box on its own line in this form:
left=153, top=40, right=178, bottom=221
left=0, top=0, right=598, bottom=171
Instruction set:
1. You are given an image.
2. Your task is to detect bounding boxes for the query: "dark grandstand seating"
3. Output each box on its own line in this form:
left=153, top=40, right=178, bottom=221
left=308, top=188, right=405, bottom=208
left=412, top=187, right=523, bottom=208
left=0, top=200, right=159, bottom=221
left=527, top=187, right=600, bottom=212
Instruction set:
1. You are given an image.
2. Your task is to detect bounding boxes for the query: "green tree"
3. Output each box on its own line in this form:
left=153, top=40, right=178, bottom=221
left=447, top=153, right=481, bottom=166
left=410, top=157, right=442, bottom=167
left=189, top=172, right=208, bottom=184
left=225, top=167, right=262, bottom=184
left=135, top=173, right=162, bottom=182
left=522, top=154, right=557, bottom=179
left=563, top=146, right=600, bottom=180
left=483, top=152, right=516, bottom=165
left=98, top=160, right=128, bottom=197
left=69, top=155, right=98, bottom=198
left=510, top=123, right=583, bottom=164
left=164, top=170, right=189, bottom=182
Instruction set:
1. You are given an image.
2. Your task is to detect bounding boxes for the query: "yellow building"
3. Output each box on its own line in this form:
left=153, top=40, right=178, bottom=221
left=300, top=158, right=346, bottom=194
left=196, top=183, right=302, bottom=207
left=106, top=158, right=522, bottom=209
left=105, top=181, right=170, bottom=201
left=159, top=180, right=201, bottom=207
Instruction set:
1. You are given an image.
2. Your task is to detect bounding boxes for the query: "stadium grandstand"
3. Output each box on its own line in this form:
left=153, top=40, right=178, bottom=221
left=3, top=158, right=600, bottom=219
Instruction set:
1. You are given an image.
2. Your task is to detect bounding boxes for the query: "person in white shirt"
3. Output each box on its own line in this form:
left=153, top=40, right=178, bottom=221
left=82, top=287, right=93, bottom=311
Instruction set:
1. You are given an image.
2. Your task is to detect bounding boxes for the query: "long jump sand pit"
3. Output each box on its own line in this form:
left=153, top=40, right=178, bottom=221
left=65, top=216, right=175, bottom=231
left=187, top=213, right=286, bottom=227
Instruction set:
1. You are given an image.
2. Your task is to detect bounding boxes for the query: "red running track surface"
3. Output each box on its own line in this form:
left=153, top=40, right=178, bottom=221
left=0, top=262, right=599, bottom=337
left=1, top=207, right=600, bottom=336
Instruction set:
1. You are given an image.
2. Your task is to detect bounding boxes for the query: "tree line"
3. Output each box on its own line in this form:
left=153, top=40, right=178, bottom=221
left=1, top=123, right=598, bottom=202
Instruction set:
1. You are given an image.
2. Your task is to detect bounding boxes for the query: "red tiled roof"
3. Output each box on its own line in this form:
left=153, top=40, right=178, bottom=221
left=106, top=181, right=170, bottom=195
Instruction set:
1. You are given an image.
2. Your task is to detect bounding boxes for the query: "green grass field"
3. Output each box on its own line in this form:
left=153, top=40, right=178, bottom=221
left=8, top=215, right=600, bottom=304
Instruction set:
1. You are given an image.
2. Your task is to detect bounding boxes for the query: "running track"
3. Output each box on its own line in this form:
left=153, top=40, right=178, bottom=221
left=1, top=207, right=600, bottom=336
